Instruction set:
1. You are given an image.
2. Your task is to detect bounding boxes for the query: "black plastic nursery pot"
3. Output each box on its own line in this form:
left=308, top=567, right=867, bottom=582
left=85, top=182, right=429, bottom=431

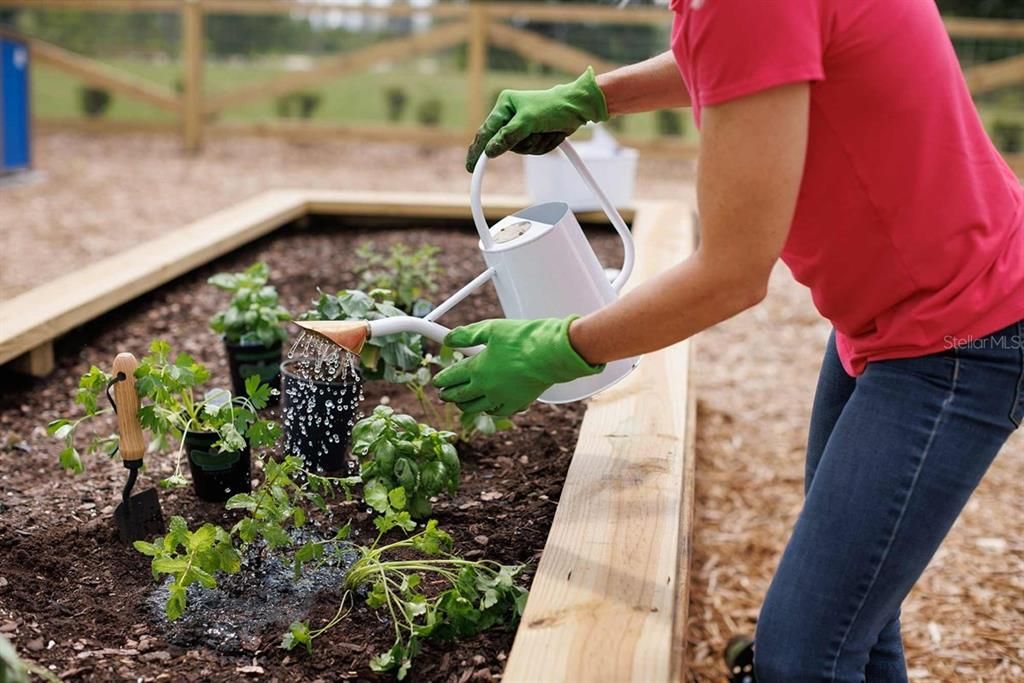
left=184, top=430, right=252, bottom=502
left=224, top=339, right=282, bottom=406
left=281, top=360, right=363, bottom=473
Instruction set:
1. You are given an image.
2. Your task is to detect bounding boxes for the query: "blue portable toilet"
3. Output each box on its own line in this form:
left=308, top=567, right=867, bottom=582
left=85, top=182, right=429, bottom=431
left=0, top=28, right=31, bottom=175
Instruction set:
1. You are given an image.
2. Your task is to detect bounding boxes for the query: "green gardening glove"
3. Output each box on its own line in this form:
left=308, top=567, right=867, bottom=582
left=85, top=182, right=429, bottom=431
left=465, top=67, right=609, bottom=172
left=433, top=317, right=604, bottom=416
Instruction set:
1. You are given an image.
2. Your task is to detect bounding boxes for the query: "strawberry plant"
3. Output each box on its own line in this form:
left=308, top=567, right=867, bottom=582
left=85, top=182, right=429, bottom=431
left=208, top=262, right=290, bottom=347
left=282, top=520, right=528, bottom=680
left=48, top=340, right=280, bottom=487
left=354, top=242, right=440, bottom=316
left=351, top=405, right=460, bottom=520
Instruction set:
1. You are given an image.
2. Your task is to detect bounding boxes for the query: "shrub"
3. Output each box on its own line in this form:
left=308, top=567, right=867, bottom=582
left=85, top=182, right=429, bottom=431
left=275, top=91, right=322, bottom=119
left=208, top=262, right=291, bottom=347
left=79, top=87, right=111, bottom=118
left=992, top=120, right=1023, bottom=153
left=416, top=98, right=443, bottom=127
left=656, top=109, right=686, bottom=137
left=384, top=87, right=408, bottom=122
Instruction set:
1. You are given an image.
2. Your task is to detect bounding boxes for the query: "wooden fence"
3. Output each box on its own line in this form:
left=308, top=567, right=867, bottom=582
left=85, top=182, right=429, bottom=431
left=1, top=0, right=1023, bottom=167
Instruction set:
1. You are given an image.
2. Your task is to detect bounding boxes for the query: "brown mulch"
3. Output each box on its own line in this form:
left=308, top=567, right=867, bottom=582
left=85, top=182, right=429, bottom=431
left=0, top=222, right=622, bottom=682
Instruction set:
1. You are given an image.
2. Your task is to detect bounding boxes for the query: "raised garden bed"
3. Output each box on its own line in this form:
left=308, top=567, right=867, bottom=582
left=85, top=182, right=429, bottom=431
left=0, top=193, right=695, bottom=682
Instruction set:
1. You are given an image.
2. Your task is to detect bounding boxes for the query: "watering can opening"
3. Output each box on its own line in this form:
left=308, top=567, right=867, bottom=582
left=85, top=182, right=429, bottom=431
left=292, top=320, right=370, bottom=356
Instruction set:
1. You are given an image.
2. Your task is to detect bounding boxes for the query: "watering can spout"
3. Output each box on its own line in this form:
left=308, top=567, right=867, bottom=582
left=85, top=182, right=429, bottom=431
left=293, top=318, right=471, bottom=357
left=292, top=320, right=371, bottom=355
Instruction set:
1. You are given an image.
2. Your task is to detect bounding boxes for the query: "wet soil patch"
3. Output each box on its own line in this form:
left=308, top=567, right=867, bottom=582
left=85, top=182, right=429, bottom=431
left=0, top=221, right=622, bottom=682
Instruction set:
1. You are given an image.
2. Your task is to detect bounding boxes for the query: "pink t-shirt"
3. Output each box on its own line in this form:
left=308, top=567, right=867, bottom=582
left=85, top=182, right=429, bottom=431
left=670, top=0, right=1024, bottom=375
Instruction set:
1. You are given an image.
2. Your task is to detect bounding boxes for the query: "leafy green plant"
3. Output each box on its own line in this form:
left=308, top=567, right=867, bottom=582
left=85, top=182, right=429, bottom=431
left=656, top=109, right=686, bottom=137
left=354, top=242, right=440, bottom=316
left=135, top=455, right=358, bottom=619
left=48, top=340, right=280, bottom=486
left=283, top=520, right=528, bottom=680
left=275, top=91, right=322, bottom=119
left=384, top=87, right=408, bottom=122
left=351, top=405, right=461, bottom=520
left=79, top=86, right=111, bottom=118
left=208, top=262, right=290, bottom=347
left=133, top=517, right=240, bottom=620
left=991, top=119, right=1023, bottom=153
left=301, top=288, right=424, bottom=379
left=415, top=98, right=443, bottom=127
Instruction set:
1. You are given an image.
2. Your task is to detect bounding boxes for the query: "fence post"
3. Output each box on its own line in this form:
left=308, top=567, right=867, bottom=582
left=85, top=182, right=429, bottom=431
left=182, top=0, right=204, bottom=153
left=466, top=3, right=488, bottom=139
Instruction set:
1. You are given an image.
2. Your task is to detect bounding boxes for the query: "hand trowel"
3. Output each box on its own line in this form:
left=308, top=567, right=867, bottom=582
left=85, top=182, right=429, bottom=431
left=110, top=352, right=165, bottom=543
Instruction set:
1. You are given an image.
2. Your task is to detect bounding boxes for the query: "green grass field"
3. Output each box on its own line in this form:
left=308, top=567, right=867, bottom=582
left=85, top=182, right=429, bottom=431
left=32, top=56, right=696, bottom=141
left=31, top=56, right=1022, bottom=148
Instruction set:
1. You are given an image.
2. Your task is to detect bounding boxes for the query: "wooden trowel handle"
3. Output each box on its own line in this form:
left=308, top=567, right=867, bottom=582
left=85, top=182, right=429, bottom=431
left=111, top=352, right=145, bottom=464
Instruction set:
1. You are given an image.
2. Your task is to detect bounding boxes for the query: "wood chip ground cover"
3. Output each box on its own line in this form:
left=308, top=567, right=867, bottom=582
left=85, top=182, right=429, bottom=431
left=0, top=224, right=623, bottom=681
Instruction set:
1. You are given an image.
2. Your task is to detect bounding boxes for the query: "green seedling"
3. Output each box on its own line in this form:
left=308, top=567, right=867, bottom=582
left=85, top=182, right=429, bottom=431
left=354, top=242, right=440, bottom=316
left=282, top=520, right=528, bottom=681
left=208, top=262, right=291, bottom=347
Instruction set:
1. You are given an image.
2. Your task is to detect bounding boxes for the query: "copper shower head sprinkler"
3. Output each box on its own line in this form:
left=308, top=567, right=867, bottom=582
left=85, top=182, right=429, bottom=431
left=292, top=320, right=371, bottom=355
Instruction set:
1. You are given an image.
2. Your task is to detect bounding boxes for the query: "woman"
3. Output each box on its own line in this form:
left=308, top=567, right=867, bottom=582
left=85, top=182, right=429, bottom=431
left=433, top=1, right=1024, bottom=681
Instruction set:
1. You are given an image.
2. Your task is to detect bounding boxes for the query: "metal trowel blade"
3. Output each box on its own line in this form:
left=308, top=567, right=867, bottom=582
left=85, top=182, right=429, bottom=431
left=114, top=488, right=165, bottom=544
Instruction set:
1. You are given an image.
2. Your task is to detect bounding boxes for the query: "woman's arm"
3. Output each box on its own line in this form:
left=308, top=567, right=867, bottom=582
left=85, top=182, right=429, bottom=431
left=597, top=51, right=691, bottom=115
left=569, top=83, right=810, bottom=363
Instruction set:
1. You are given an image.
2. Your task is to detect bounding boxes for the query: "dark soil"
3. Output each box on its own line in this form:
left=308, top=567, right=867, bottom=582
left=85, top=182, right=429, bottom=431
left=0, top=219, right=623, bottom=682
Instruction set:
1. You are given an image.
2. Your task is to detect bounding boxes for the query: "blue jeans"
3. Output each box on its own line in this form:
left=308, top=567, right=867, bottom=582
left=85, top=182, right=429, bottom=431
left=755, top=321, right=1024, bottom=683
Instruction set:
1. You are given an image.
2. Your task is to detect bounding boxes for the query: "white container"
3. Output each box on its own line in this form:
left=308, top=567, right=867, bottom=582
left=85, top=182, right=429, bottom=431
left=523, top=125, right=638, bottom=212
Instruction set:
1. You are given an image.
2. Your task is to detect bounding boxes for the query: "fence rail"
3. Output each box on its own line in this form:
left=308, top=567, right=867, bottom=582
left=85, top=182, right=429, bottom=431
left=2, top=0, right=1023, bottom=169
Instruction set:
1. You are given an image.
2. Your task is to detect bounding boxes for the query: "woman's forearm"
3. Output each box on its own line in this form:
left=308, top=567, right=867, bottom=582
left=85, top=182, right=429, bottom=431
left=596, top=51, right=691, bottom=116
left=569, top=252, right=764, bottom=364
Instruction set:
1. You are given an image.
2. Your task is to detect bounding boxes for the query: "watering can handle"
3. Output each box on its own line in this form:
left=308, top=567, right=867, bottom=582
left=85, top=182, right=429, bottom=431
left=470, top=140, right=636, bottom=293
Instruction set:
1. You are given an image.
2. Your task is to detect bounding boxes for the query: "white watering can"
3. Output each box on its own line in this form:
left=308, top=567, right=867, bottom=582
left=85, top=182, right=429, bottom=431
left=296, top=140, right=639, bottom=404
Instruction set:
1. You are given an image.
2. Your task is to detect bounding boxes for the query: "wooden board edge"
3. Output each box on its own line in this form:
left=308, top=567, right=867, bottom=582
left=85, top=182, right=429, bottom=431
left=0, top=190, right=308, bottom=367
left=302, top=189, right=637, bottom=224
left=670, top=334, right=698, bottom=682
left=503, top=199, right=697, bottom=682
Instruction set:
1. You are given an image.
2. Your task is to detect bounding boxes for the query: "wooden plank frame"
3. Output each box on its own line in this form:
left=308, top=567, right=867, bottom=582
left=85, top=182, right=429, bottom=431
left=29, top=37, right=180, bottom=113
left=0, top=190, right=695, bottom=679
left=0, top=189, right=697, bottom=682
left=202, top=20, right=471, bottom=116
left=0, top=190, right=636, bottom=371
